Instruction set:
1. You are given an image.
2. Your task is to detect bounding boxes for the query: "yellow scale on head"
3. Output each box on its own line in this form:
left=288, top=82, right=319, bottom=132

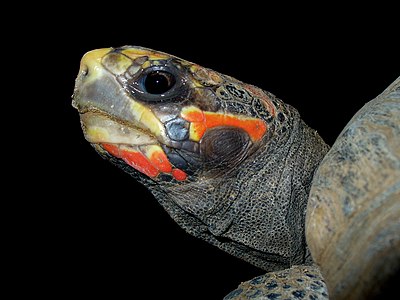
left=121, top=48, right=170, bottom=61
left=86, top=127, right=109, bottom=141
left=79, top=48, right=112, bottom=85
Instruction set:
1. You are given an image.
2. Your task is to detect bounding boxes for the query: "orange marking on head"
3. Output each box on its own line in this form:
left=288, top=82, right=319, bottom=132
left=181, top=106, right=205, bottom=122
left=102, top=143, right=188, bottom=181
left=181, top=107, right=267, bottom=142
left=205, top=113, right=267, bottom=141
left=102, top=143, right=159, bottom=177
left=102, top=143, right=121, bottom=157
left=172, top=169, right=188, bottom=181
left=120, top=149, right=160, bottom=178
left=189, top=123, right=207, bottom=141
left=149, top=150, right=173, bottom=173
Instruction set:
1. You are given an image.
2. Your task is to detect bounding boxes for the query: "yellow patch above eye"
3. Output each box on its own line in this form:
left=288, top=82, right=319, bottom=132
left=121, top=48, right=170, bottom=60
left=181, top=106, right=268, bottom=142
left=142, top=61, right=151, bottom=69
left=102, top=52, right=133, bottom=75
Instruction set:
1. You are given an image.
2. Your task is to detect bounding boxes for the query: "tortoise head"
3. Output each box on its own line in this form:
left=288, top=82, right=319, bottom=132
left=72, top=46, right=274, bottom=182
left=72, top=46, right=328, bottom=271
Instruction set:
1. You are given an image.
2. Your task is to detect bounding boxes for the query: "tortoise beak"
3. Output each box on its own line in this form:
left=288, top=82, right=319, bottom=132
left=72, top=47, right=189, bottom=181
left=72, top=47, right=121, bottom=114
left=72, top=48, right=167, bottom=143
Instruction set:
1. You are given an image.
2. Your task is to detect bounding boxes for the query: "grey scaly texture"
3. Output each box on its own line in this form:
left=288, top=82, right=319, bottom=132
left=117, top=91, right=329, bottom=272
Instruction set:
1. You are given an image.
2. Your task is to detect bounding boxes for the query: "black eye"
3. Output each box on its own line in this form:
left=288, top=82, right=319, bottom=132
left=144, top=71, right=176, bottom=94
left=126, top=63, right=188, bottom=103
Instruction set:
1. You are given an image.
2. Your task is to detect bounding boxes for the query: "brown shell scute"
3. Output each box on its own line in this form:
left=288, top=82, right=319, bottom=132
left=306, top=76, right=400, bottom=299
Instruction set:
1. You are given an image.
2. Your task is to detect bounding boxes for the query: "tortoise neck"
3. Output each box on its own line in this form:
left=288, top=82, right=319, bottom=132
left=213, top=108, right=329, bottom=270
left=148, top=103, right=329, bottom=271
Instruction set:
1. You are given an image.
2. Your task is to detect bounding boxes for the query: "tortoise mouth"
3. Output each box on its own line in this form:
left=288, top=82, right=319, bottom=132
left=79, top=111, right=188, bottom=181
left=80, top=111, right=159, bottom=147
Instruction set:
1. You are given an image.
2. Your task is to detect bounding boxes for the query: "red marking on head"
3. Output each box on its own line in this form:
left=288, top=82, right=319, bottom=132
left=172, top=169, right=188, bottom=181
left=101, top=143, right=187, bottom=181
left=120, top=149, right=159, bottom=178
left=149, top=150, right=173, bottom=173
left=102, top=143, right=120, bottom=157
left=182, top=109, right=267, bottom=142
left=203, top=114, right=266, bottom=141
left=190, top=123, right=207, bottom=141
left=181, top=107, right=205, bottom=122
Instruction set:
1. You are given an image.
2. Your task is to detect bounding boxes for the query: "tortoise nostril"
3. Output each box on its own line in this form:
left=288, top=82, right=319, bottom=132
left=81, top=64, right=89, bottom=77
left=78, top=48, right=112, bottom=79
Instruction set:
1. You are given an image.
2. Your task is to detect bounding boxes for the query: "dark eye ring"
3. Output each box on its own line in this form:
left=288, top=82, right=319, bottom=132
left=126, top=63, right=187, bottom=103
left=143, top=70, right=176, bottom=95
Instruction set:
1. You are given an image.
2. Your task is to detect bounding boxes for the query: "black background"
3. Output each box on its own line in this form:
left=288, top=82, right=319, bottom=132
left=22, top=7, right=398, bottom=299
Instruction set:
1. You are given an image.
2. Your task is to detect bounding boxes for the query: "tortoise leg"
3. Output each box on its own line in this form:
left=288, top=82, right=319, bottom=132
left=224, top=265, right=328, bottom=300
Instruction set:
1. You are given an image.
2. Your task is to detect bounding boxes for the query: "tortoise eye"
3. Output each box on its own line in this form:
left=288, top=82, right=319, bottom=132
left=144, top=70, right=176, bottom=94
left=126, top=63, right=188, bottom=103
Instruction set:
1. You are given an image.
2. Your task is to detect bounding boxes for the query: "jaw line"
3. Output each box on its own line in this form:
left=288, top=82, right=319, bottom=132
left=80, top=111, right=161, bottom=147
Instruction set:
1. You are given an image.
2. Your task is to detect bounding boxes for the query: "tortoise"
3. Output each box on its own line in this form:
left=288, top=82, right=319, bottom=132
left=72, top=46, right=399, bottom=299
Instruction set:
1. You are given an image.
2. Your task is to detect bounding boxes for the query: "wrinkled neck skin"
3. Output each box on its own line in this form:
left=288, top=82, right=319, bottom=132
left=122, top=98, right=329, bottom=272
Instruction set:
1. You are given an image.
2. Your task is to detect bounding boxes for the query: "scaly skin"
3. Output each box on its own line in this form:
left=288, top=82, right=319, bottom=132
left=72, top=46, right=329, bottom=295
